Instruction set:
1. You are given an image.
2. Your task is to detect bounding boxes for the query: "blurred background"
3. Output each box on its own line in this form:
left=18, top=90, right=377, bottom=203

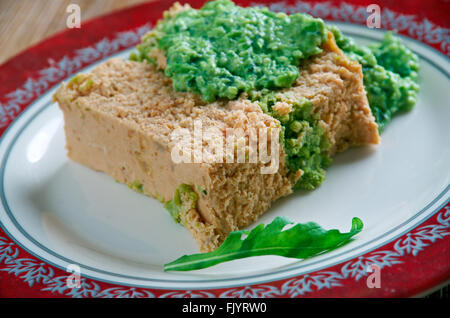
left=0, top=0, right=151, bottom=64
left=1, top=0, right=448, bottom=64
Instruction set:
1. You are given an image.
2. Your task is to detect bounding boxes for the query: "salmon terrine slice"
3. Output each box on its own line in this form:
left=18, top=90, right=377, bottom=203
left=53, top=33, right=379, bottom=252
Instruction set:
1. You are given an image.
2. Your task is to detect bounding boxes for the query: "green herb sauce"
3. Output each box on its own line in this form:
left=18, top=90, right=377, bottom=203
left=130, top=1, right=419, bottom=192
left=163, top=184, right=199, bottom=225
left=131, top=0, right=327, bottom=102
left=331, top=28, right=420, bottom=131
left=251, top=91, right=331, bottom=190
left=128, top=180, right=144, bottom=193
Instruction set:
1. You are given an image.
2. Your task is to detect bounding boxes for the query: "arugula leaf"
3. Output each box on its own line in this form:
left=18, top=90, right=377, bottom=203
left=164, top=216, right=363, bottom=271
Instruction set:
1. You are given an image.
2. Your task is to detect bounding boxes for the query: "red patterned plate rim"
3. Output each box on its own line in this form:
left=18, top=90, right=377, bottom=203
left=0, top=0, right=449, bottom=298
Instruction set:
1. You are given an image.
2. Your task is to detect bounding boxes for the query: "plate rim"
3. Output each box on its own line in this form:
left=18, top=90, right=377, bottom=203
left=1, top=91, right=449, bottom=289
left=0, top=0, right=449, bottom=298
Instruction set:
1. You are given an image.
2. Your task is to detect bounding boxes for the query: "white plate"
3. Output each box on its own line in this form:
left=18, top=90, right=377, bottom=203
left=0, top=23, right=449, bottom=290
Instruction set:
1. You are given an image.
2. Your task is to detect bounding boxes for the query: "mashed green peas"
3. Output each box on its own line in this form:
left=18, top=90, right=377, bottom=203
left=131, top=0, right=333, bottom=190
left=131, top=0, right=327, bottom=102
left=131, top=1, right=419, bottom=192
left=163, top=184, right=198, bottom=225
left=331, top=28, right=420, bottom=131
left=250, top=91, right=332, bottom=190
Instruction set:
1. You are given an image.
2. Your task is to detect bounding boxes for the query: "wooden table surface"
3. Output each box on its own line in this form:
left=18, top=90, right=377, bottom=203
left=0, top=0, right=153, bottom=64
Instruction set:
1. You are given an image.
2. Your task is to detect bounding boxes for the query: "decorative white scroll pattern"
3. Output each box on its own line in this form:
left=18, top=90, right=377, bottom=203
left=0, top=24, right=151, bottom=129
left=0, top=207, right=447, bottom=297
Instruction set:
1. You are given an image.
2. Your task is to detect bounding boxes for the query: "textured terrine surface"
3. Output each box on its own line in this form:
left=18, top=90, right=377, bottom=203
left=54, top=35, right=379, bottom=252
left=54, top=58, right=296, bottom=252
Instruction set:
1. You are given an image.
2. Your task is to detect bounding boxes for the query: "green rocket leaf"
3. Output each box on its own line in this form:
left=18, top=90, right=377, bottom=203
left=164, top=216, right=363, bottom=271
